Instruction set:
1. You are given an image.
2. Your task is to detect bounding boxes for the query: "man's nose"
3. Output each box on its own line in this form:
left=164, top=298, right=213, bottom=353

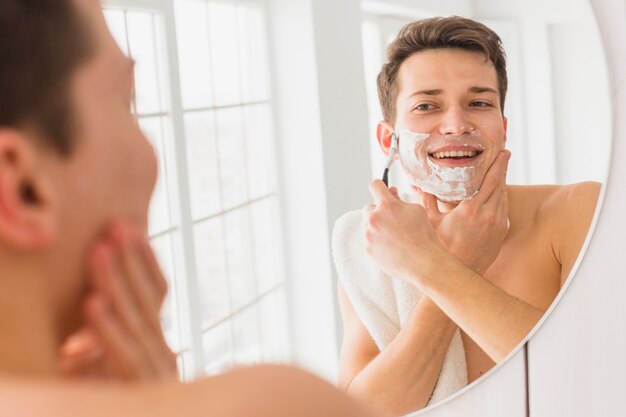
left=438, top=106, right=474, bottom=136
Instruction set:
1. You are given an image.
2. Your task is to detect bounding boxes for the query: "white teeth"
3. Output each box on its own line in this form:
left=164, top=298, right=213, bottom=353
left=431, top=150, right=478, bottom=159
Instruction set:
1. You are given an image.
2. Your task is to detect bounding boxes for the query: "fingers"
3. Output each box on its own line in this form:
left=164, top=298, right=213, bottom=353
left=58, top=348, right=104, bottom=377
left=109, top=224, right=164, bottom=334
left=138, top=237, right=169, bottom=303
left=60, top=328, right=100, bottom=357
left=389, top=186, right=400, bottom=200
left=58, top=329, right=104, bottom=377
left=496, top=185, right=510, bottom=233
left=85, top=290, right=176, bottom=381
left=472, top=150, right=511, bottom=206
left=413, top=186, right=441, bottom=221
left=369, top=179, right=394, bottom=205
left=89, top=242, right=146, bottom=340
left=84, top=294, right=148, bottom=379
left=88, top=229, right=177, bottom=380
left=88, top=244, right=150, bottom=378
left=483, top=151, right=511, bottom=211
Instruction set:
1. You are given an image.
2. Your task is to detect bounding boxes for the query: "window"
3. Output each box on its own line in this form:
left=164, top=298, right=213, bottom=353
left=103, top=0, right=290, bottom=380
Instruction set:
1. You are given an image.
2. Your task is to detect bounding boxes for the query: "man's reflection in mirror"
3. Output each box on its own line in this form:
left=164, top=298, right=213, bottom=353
left=333, top=16, right=600, bottom=417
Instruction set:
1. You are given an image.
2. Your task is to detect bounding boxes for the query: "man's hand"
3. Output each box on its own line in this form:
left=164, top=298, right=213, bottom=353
left=363, top=180, right=443, bottom=284
left=415, top=150, right=511, bottom=275
left=59, top=222, right=178, bottom=381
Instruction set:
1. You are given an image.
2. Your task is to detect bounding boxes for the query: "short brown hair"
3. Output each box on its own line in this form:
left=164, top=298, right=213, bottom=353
left=377, top=16, right=508, bottom=122
left=0, top=0, right=94, bottom=155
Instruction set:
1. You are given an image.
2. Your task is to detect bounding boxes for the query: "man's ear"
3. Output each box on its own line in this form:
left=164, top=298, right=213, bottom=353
left=0, top=130, right=56, bottom=250
left=376, top=121, right=395, bottom=156
left=503, top=117, right=508, bottom=145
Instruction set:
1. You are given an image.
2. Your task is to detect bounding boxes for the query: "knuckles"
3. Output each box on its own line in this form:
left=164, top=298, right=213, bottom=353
left=457, top=204, right=479, bottom=220
left=482, top=212, right=497, bottom=226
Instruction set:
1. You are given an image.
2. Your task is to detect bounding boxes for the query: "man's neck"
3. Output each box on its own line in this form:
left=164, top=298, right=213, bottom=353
left=0, top=272, right=60, bottom=376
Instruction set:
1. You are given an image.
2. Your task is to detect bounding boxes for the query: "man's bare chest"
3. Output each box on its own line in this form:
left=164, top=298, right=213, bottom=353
left=484, top=230, right=562, bottom=310
left=462, top=226, right=563, bottom=383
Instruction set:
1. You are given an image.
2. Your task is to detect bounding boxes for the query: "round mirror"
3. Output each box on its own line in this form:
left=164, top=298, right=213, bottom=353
left=333, top=0, right=611, bottom=415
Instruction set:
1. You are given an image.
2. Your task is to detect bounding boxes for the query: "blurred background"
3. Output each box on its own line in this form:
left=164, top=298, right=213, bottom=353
left=102, top=0, right=610, bottom=381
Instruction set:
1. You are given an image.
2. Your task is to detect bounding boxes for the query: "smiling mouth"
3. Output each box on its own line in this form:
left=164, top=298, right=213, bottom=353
left=428, top=150, right=483, bottom=160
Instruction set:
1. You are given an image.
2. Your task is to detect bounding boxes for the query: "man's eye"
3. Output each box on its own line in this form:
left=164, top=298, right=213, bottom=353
left=414, top=103, right=434, bottom=111
left=470, top=101, right=491, bottom=107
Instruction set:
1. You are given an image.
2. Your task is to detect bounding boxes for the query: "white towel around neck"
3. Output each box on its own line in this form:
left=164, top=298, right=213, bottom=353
left=332, top=209, right=468, bottom=405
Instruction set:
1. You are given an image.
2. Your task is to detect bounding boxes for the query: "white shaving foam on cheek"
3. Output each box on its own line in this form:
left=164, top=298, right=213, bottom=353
left=397, top=129, right=485, bottom=202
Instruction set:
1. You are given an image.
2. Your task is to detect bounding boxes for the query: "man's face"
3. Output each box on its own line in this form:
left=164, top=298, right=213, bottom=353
left=42, top=0, right=157, bottom=333
left=391, top=48, right=507, bottom=201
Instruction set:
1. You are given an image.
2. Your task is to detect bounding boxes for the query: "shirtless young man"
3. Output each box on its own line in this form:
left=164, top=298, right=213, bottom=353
left=334, top=16, right=600, bottom=416
left=0, top=0, right=373, bottom=416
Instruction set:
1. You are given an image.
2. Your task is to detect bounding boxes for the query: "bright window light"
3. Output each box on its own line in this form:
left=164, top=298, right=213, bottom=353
left=103, top=0, right=289, bottom=380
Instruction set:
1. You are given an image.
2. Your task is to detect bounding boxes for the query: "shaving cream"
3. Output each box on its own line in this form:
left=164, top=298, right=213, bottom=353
left=397, top=129, right=486, bottom=202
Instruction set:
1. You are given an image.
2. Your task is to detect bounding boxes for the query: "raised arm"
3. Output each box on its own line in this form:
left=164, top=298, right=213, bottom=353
left=363, top=150, right=551, bottom=361
left=415, top=181, right=600, bottom=361
left=364, top=177, right=543, bottom=362
left=412, top=254, right=544, bottom=362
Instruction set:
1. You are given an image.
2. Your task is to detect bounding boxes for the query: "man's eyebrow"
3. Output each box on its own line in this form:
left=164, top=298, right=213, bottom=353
left=468, top=86, right=498, bottom=94
left=409, top=89, right=443, bottom=97
left=409, top=86, right=498, bottom=97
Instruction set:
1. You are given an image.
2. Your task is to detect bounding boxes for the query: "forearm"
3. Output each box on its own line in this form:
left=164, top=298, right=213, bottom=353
left=415, top=251, right=544, bottom=362
left=347, top=297, right=457, bottom=416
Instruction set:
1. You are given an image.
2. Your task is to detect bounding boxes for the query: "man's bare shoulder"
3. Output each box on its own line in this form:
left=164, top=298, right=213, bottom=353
left=537, top=182, right=600, bottom=223
left=507, top=182, right=600, bottom=285
left=508, top=182, right=601, bottom=225
left=0, top=365, right=373, bottom=417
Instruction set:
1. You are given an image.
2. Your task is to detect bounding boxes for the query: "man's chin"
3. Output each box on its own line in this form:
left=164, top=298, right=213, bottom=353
left=437, top=188, right=479, bottom=203
left=416, top=182, right=480, bottom=203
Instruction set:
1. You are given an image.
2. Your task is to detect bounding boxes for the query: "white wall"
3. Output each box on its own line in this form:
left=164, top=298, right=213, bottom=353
left=364, top=0, right=474, bottom=16
left=310, top=0, right=376, bottom=359
left=526, top=1, right=626, bottom=415
left=472, top=0, right=589, bottom=21
left=549, top=16, right=611, bottom=184
left=266, top=0, right=337, bottom=379
left=266, top=0, right=372, bottom=380
left=474, top=0, right=611, bottom=185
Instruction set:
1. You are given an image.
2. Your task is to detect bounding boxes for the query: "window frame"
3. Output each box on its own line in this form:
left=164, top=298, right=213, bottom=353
left=102, top=0, right=289, bottom=380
